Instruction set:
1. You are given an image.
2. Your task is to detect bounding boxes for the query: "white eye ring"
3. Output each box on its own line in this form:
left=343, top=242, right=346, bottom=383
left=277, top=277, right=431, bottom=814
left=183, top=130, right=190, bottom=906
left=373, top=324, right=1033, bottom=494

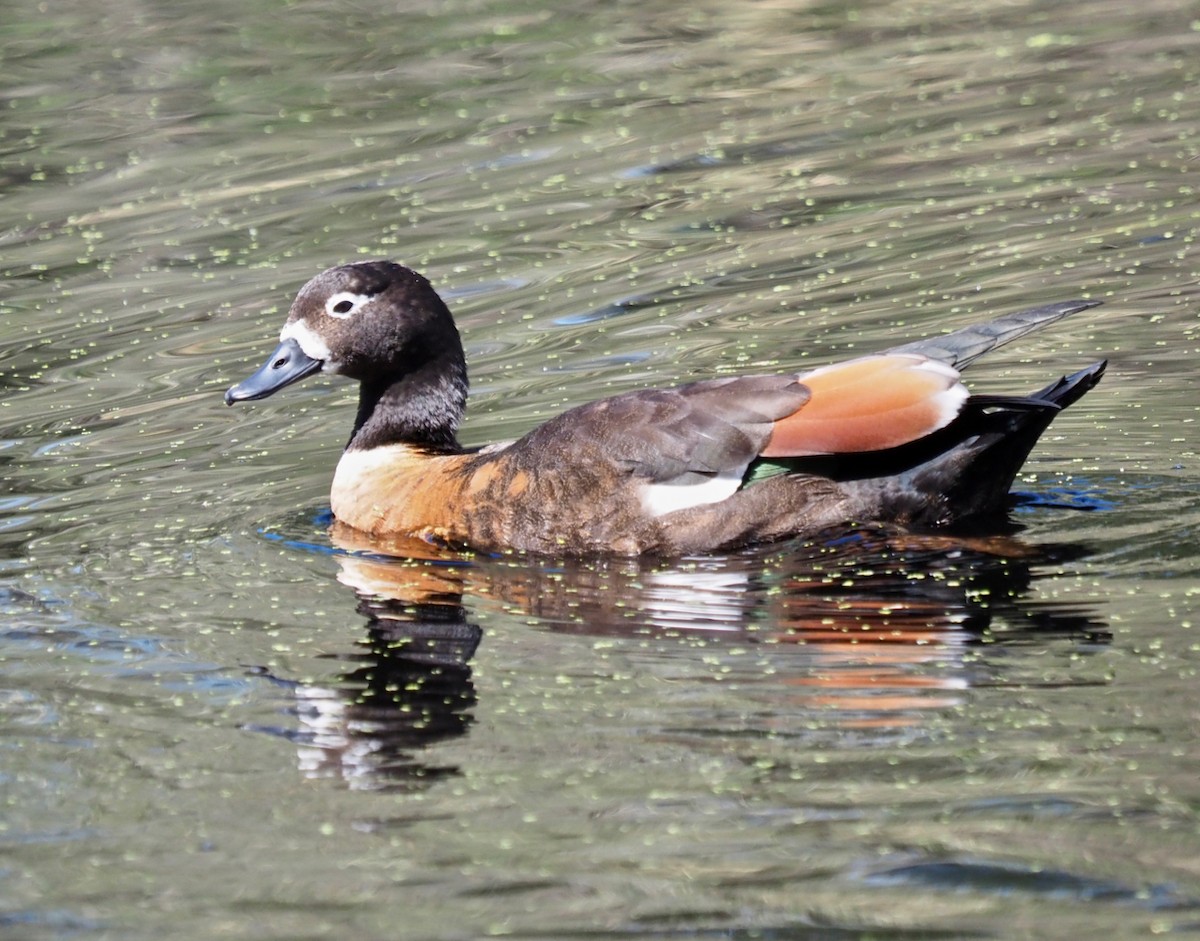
left=325, top=292, right=372, bottom=319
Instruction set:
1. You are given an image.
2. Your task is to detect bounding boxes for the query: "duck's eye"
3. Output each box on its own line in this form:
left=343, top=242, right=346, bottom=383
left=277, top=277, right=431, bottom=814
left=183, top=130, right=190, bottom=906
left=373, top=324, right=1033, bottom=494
left=325, top=291, right=372, bottom=319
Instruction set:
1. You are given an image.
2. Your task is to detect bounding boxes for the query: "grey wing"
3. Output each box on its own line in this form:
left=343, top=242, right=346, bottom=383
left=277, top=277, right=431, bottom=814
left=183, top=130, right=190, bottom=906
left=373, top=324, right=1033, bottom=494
left=524, top=375, right=811, bottom=484
left=886, top=299, right=1101, bottom=369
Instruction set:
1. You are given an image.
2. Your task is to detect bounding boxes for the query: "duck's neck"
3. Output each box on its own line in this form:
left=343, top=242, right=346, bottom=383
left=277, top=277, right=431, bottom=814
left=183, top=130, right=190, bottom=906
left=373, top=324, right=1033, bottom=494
left=347, top=357, right=468, bottom=453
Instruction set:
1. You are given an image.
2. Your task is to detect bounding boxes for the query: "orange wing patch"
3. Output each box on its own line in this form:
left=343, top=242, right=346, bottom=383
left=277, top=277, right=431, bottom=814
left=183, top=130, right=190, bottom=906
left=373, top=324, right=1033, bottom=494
left=761, top=354, right=968, bottom=457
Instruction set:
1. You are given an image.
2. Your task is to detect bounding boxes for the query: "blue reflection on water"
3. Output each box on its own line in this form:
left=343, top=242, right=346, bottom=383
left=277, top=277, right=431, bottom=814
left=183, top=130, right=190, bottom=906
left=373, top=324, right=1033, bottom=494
left=862, top=856, right=1198, bottom=910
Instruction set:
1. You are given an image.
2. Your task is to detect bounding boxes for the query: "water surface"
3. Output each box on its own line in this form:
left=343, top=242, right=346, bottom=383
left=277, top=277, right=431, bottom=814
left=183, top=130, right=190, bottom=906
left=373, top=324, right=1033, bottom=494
left=2, top=0, right=1199, bottom=938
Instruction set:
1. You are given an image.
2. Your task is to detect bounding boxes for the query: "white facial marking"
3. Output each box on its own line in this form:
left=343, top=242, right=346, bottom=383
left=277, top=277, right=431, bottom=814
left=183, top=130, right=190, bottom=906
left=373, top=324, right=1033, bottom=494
left=280, top=319, right=337, bottom=370
left=640, top=468, right=746, bottom=517
left=324, top=291, right=373, bottom=319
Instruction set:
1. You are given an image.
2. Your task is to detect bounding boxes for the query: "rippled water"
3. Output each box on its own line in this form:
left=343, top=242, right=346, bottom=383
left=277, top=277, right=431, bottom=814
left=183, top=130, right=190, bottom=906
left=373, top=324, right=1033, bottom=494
left=2, top=0, right=1199, bottom=938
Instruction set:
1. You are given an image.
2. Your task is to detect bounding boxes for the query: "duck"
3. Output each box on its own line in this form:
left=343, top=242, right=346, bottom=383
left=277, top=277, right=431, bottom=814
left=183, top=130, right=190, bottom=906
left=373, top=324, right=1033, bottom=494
left=225, top=261, right=1106, bottom=556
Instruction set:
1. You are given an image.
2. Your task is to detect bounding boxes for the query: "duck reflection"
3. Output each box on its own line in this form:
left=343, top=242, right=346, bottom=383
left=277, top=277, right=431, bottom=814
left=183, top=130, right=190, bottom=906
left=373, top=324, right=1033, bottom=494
left=267, top=522, right=1107, bottom=790
left=287, top=590, right=481, bottom=790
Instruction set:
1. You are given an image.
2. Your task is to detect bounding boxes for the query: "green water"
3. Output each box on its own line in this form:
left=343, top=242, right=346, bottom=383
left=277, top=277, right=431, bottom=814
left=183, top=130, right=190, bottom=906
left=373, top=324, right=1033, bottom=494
left=2, top=1, right=1199, bottom=938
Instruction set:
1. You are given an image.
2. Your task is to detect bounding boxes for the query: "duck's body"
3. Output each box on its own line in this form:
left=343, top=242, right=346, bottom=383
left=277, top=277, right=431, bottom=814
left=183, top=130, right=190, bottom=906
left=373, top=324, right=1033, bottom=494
left=226, top=261, right=1105, bottom=556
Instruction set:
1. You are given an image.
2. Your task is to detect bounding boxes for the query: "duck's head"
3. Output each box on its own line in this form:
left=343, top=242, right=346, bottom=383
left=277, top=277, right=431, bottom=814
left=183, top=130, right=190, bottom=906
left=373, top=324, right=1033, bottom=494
left=224, top=260, right=466, bottom=405
left=225, top=261, right=469, bottom=451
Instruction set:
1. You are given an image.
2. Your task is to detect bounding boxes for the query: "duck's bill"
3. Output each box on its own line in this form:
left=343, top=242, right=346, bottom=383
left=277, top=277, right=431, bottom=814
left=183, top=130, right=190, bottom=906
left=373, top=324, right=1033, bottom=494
left=224, top=337, right=323, bottom=405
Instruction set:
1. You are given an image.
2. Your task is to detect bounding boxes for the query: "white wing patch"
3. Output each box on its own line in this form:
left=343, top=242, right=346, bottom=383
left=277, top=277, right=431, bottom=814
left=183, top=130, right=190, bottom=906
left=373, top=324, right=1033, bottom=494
left=919, top=359, right=970, bottom=429
left=639, top=468, right=746, bottom=517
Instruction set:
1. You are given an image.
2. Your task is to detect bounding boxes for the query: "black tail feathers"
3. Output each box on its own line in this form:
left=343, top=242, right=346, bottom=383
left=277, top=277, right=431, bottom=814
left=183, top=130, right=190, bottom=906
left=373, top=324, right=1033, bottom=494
left=824, top=360, right=1106, bottom=531
left=1028, top=360, right=1107, bottom=410
left=905, top=360, right=1107, bottom=528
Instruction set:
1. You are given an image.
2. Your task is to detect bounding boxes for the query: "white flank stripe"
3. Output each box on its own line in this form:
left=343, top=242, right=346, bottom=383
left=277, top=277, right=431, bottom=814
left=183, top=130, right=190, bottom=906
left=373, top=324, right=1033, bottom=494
left=640, top=469, right=745, bottom=517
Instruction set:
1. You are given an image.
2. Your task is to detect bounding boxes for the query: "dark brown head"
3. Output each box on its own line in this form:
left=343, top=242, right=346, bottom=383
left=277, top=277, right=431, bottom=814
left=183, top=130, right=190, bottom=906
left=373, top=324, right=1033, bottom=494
left=225, top=261, right=469, bottom=450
